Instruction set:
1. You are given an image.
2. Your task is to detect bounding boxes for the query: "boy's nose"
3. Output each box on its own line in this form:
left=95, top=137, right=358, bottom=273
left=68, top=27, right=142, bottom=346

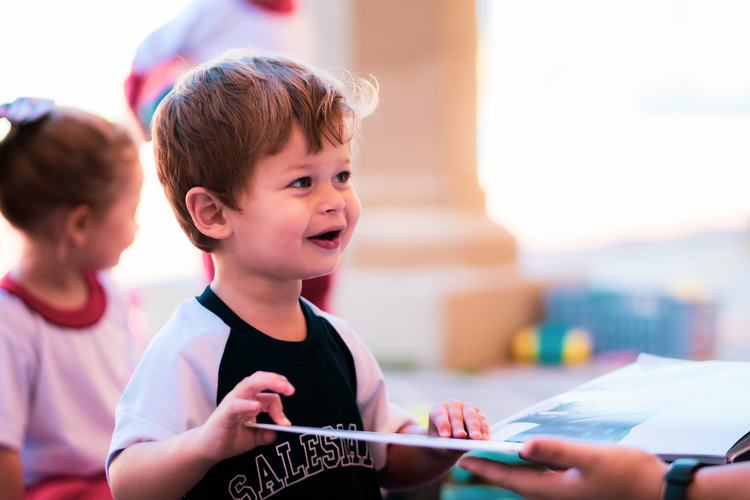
left=320, top=184, right=346, bottom=213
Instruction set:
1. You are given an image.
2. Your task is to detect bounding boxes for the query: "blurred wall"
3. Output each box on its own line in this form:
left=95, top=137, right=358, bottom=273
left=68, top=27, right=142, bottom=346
left=315, top=0, right=543, bottom=369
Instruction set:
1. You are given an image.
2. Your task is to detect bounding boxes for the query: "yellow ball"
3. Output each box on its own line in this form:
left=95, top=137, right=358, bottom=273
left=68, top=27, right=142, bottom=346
left=511, top=325, right=539, bottom=363
left=511, top=324, right=592, bottom=365
left=561, top=327, right=593, bottom=365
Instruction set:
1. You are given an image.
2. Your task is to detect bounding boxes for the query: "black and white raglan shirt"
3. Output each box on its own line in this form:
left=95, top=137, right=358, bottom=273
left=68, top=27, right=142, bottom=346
left=107, top=287, right=417, bottom=500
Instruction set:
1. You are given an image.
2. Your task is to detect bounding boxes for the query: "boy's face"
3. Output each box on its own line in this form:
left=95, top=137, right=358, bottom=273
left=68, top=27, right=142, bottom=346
left=224, top=126, right=360, bottom=282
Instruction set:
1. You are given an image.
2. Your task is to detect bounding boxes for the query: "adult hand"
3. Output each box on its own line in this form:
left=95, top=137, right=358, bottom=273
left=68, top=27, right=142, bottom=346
left=459, top=438, right=667, bottom=500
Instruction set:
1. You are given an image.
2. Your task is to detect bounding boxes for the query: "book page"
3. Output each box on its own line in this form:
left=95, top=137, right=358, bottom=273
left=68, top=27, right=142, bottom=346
left=246, top=422, right=524, bottom=457
left=489, top=354, right=750, bottom=464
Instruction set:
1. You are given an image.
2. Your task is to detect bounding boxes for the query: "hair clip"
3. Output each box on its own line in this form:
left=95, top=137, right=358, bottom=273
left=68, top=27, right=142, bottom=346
left=0, top=97, right=55, bottom=125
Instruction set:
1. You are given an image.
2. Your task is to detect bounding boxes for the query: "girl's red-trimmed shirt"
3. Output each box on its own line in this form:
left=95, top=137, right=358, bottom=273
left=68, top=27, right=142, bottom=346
left=0, top=272, right=139, bottom=490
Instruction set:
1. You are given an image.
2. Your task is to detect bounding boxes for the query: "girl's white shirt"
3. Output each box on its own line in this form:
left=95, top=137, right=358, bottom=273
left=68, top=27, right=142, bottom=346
left=0, top=273, right=138, bottom=486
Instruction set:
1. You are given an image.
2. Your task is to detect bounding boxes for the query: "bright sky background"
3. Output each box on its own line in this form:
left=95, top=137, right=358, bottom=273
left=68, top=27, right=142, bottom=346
left=478, top=0, right=750, bottom=252
left=2, top=0, right=750, bottom=288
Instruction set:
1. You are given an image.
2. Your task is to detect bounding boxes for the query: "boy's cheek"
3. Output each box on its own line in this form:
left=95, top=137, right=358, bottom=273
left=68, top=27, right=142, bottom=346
left=334, top=189, right=360, bottom=254
left=342, top=215, right=360, bottom=251
left=345, top=192, right=361, bottom=230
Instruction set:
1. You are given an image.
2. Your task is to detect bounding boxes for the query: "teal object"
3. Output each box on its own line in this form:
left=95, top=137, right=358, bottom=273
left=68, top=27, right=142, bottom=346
left=137, top=88, right=172, bottom=135
left=466, top=450, right=530, bottom=466
left=441, top=485, right=526, bottom=500
left=664, top=459, right=703, bottom=500
left=449, top=450, right=534, bottom=484
left=538, top=322, right=567, bottom=363
left=450, top=465, right=474, bottom=484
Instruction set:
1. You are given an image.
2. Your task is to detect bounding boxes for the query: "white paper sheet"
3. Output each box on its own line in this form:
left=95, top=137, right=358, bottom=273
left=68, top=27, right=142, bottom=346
left=488, top=354, right=750, bottom=464
left=246, top=422, right=524, bottom=454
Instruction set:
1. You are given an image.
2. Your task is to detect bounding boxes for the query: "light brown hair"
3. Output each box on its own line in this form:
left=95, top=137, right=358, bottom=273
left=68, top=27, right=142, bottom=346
left=0, top=108, right=137, bottom=237
left=152, top=49, right=378, bottom=252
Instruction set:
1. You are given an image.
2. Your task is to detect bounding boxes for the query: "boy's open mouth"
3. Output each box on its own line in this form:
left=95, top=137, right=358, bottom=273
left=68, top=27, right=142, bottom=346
left=310, top=230, right=341, bottom=241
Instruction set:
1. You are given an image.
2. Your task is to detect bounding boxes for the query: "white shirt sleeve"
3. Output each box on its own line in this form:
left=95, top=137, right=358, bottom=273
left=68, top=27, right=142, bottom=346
left=106, top=298, right=229, bottom=477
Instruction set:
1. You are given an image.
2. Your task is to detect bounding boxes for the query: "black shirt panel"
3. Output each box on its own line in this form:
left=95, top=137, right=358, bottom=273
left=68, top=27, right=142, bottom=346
left=185, top=286, right=381, bottom=500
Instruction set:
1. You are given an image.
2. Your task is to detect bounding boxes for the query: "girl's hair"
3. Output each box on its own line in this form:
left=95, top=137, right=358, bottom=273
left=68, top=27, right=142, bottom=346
left=0, top=107, right=137, bottom=236
left=152, top=48, right=379, bottom=252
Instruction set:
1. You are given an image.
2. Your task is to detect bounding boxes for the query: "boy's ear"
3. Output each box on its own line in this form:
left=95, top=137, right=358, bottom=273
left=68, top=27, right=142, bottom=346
left=185, top=187, right=232, bottom=240
left=65, top=204, right=93, bottom=248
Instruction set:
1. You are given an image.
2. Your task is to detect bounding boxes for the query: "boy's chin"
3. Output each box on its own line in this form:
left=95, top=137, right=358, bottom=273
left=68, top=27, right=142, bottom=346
left=304, top=259, right=340, bottom=279
left=303, top=269, right=335, bottom=280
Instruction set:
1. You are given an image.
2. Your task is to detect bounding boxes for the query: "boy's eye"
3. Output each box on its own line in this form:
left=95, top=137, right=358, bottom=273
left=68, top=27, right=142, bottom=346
left=290, top=177, right=312, bottom=188
left=334, top=171, right=352, bottom=183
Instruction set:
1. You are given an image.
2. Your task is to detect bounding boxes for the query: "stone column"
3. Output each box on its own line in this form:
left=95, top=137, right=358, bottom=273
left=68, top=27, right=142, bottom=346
left=323, top=0, right=542, bottom=369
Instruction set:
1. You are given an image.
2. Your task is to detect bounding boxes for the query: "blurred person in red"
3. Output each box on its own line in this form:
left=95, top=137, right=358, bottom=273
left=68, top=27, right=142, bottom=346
left=125, top=0, right=333, bottom=311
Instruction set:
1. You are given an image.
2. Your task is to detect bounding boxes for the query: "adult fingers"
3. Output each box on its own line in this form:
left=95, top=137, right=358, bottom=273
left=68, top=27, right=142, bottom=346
left=521, top=438, right=600, bottom=471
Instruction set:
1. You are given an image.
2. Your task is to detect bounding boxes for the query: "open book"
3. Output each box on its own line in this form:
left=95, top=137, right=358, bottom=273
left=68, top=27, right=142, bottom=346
left=250, top=354, right=750, bottom=465
left=489, top=354, right=750, bottom=464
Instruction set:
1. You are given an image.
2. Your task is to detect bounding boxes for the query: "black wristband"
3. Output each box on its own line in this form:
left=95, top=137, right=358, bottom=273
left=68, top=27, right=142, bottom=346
left=663, top=458, right=702, bottom=500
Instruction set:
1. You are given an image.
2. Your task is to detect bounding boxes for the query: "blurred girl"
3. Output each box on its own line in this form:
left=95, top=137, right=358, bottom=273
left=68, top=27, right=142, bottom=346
left=0, top=98, right=143, bottom=500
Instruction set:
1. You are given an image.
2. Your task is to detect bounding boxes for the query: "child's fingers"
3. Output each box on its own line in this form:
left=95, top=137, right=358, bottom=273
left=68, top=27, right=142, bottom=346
left=431, top=400, right=486, bottom=439
left=431, top=400, right=470, bottom=438
left=229, top=371, right=295, bottom=401
left=446, top=400, right=468, bottom=438
left=221, top=372, right=294, bottom=414
left=429, top=404, right=453, bottom=437
left=247, top=428, right=278, bottom=447
left=224, top=398, right=262, bottom=423
left=469, top=409, right=491, bottom=440
left=461, top=405, right=485, bottom=440
left=219, top=372, right=294, bottom=429
left=256, top=392, right=291, bottom=426
left=476, top=410, right=491, bottom=440
left=430, top=400, right=491, bottom=439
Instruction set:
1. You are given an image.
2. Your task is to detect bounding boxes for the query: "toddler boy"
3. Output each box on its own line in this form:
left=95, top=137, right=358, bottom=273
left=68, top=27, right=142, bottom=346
left=107, top=49, right=489, bottom=500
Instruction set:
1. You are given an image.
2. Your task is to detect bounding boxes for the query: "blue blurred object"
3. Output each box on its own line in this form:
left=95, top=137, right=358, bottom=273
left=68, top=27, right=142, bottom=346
left=440, top=485, right=525, bottom=500
left=446, top=451, right=539, bottom=500
left=544, top=286, right=715, bottom=359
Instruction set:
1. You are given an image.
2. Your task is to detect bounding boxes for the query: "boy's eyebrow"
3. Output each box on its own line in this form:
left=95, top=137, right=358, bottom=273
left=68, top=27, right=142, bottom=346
left=287, top=156, right=352, bottom=170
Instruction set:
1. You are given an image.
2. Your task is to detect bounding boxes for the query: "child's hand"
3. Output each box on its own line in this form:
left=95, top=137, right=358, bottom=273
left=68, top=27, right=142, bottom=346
left=195, top=371, right=295, bottom=463
left=428, top=399, right=490, bottom=441
left=382, top=401, right=490, bottom=486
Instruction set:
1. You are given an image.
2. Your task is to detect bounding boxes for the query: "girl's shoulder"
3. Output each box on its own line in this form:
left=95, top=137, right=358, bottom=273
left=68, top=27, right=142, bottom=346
left=0, top=284, right=42, bottom=329
left=94, top=270, right=127, bottom=305
left=0, top=287, right=47, bottom=360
